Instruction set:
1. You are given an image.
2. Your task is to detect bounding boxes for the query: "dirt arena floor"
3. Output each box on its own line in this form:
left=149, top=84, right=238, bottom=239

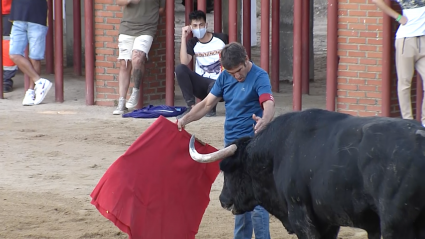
left=0, top=3, right=368, bottom=239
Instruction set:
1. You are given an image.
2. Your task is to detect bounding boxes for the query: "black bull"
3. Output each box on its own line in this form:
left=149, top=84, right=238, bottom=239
left=189, top=108, right=425, bottom=239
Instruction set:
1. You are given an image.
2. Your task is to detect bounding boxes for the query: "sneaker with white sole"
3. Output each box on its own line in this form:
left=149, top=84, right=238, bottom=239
left=126, top=88, right=139, bottom=109
left=113, top=97, right=127, bottom=115
left=33, top=78, right=52, bottom=105
left=22, top=89, right=35, bottom=106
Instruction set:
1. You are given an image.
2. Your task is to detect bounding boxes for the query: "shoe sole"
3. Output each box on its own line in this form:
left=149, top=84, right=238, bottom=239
left=125, top=103, right=137, bottom=109
left=34, top=81, right=53, bottom=105
left=22, top=102, right=34, bottom=106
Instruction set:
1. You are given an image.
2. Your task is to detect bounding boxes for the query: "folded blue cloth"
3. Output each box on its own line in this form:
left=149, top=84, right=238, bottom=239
left=122, top=105, right=187, bottom=118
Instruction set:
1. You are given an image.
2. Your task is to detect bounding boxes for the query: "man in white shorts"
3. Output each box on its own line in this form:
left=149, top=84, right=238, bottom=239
left=113, top=0, right=165, bottom=115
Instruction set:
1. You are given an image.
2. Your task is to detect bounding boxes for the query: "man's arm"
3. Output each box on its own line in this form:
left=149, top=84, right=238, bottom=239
left=253, top=100, right=275, bottom=134
left=180, top=27, right=193, bottom=65
left=261, top=100, right=275, bottom=124
left=159, top=0, right=165, bottom=16
left=177, top=93, right=222, bottom=130
left=372, top=0, right=406, bottom=24
left=252, top=72, right=276, bottom=134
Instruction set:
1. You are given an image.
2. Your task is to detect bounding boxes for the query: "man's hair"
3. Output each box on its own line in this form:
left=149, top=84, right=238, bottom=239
left=220, top=42, right=247, bottom=70
left=189, top=10, right=207, bottom=23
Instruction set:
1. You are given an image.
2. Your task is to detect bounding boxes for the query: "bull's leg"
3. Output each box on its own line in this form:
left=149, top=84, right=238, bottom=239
left=319, top=226, right=339, bottom=239
left=288, top=204, right=321, bottom=239
left=380, top=221, right=416, bottom=239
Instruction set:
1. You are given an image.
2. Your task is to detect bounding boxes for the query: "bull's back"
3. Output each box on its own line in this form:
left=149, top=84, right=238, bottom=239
left=256, top=109, right=425, bottom=228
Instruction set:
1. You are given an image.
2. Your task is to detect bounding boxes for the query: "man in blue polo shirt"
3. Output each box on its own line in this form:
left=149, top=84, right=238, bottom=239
left=177, top=42, right=275, bottom=239
left=9, top=0, right=52, bottom=106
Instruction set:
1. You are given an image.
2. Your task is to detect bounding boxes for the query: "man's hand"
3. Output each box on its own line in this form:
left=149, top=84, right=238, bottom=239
left=177, top=118, right=186, bottom=131
left=252, top=114, right=266, bottom=134
left=182, top=26, right=191, bottom=39
left=399, top=15, right=408, bottom=25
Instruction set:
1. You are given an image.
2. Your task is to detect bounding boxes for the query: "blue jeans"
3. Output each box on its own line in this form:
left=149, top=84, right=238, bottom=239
left=9, top=21, right=48, bottom=60
left=234, top=205, right=271, bottom=239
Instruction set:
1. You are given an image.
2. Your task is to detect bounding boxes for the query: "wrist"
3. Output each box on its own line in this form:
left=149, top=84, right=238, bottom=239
left=396, top=14, right=402, bottom=22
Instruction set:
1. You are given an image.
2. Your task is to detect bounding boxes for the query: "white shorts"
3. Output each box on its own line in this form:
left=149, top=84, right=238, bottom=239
left=117, top=34, right=154, bottom=61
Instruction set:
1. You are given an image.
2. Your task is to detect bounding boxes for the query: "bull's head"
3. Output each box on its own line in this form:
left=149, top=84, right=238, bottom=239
left=189, top=135, right=260, bottom=215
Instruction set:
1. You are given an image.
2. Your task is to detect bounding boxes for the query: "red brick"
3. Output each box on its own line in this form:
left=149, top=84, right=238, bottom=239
left=339, top=71, right=359, bottom=77
left=348, top=79, right=366, bottom=85
left=359, top=72, right=378, bottom=79
left=97, top=87, right=116, bottom=93
left=359, top=4, right=377, bottom=11
left=348, top=64, right=366, bottom=71
left=96, top=24, right=114, bottom=30
left=347, top=51, right=366, bottom=57
left=348, top=24, right=367, bottom=30
left=350, top=10, right=369, bottom=17
left=359, top=85, right=377, bottom=91
left=348, top=91, right=366, bottom=98
left=360, top=58, right=377, bottom=65
left=349, top=104, right=366, bottom=111
left=348, top=38, right=366, bottom=44
left=96, top=11, right=114, bottom=17
left=366, top=92, right=382, bottom=98
left=359, top=99, right=376, bottom=104
left=366, top=105, right=382, bottom=111
left=340, top=3, right=359, bottom=9
left=338, top=103, right=348, bottom=109
left=338, top=97, right=358, bottom=103
left=339, top=17, right=359, bottom=23
left=358, top=111, right=378, bottom=117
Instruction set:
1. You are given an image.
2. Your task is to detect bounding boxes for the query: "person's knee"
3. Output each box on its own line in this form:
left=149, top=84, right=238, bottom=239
left=175, top=64, right=189, bottom=75
left=119, top=59, right=132, bottom=74
left=9, top=54, right=21, bottom=63
left=132, top=50, right=146, bottom=67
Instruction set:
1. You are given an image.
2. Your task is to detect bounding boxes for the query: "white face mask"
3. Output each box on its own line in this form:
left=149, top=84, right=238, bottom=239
left=192, top=27, right=207, bottom=39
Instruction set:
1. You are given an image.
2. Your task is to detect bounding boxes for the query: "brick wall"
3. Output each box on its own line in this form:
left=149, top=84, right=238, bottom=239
left=336, top=0, right=415, bottom=118
left=94, top=0, right=168, bottom=107
left=337, top=0, right=385, bottom=117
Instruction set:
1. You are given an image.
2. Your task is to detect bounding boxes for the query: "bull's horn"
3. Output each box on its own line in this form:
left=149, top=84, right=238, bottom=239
left=189, top=135, right=237, bottom=163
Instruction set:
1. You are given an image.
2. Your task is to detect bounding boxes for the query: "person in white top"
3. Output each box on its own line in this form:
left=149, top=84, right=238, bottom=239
left=176, top=10, right=228, bottom=118
left=373, top=0, right=425, bottom=125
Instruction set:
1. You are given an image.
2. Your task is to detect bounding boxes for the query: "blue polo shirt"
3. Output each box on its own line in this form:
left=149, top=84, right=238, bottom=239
left=210, top=63, right=273, bottom=146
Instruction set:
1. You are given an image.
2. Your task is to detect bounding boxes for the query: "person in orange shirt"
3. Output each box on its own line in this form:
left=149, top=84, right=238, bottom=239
left=2, top=0, right=17, bottom=93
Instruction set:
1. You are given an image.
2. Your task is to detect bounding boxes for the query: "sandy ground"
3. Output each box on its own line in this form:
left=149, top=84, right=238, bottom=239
left=0, top=3, right=368, bottom=239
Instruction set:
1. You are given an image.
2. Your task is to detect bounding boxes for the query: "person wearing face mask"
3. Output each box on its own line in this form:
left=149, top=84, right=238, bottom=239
left=177, top=42, right=275, bottom=239
left=175, top=10, right=228, bottom=119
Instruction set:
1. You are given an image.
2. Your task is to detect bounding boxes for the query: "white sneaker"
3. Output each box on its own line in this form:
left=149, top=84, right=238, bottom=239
left=113, top=97, right=127, bottom=115
left=33, top=78, right=53, bottom=105
left=22, top=89, right=35, bottom=106
left=126, top=88, right=139, bottom=109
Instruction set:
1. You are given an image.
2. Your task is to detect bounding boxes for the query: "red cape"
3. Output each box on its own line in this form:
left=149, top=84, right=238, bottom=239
left=90, top=116, right=221, bottom=239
